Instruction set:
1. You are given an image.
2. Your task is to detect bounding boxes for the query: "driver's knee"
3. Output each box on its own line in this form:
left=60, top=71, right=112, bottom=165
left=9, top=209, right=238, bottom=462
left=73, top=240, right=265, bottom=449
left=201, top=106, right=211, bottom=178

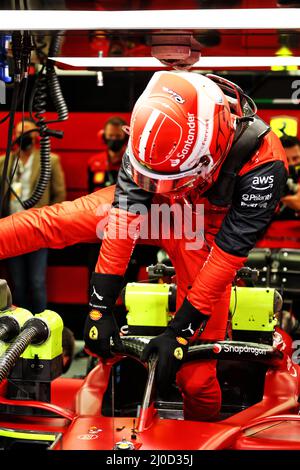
left=177, top=359, right=218, bottom=395
left=183, top=391, right=221, bottom=421
left=177, top=359, right=221, bottom=420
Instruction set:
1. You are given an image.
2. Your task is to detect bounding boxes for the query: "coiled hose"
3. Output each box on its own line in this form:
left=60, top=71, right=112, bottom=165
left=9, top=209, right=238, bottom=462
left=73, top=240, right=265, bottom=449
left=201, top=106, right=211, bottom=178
left=0, top=326, right=37, bottom=383
left=46, top=32, right=68, bottom=123
left=23, top=71, right=51, bottom=209
left=24, top=33, right=68, bottom=209
left=46, top=67, right=68, bottom=122
left=0, top=316, right=19, bottom=342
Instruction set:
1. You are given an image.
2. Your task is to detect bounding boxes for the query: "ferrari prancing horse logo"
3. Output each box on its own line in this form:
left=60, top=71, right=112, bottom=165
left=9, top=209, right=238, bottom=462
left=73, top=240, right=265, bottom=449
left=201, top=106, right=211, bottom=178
left=89, top=326, right=98, bottom=340
left=270, top=116, right=298, bottom=138
left=174, top=347, right=184, bottom=360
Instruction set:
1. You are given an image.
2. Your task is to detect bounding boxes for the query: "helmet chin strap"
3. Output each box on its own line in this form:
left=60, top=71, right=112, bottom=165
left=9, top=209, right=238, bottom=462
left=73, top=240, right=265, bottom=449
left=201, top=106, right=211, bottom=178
left=163, top=170, right=211, bottom=206
left=164, top=189, right=202, bottom=216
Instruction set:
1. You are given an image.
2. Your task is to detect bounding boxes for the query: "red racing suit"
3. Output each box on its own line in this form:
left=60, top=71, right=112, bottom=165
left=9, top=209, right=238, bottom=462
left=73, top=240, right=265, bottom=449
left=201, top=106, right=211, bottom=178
left=0, top=128, right=287, bottom=421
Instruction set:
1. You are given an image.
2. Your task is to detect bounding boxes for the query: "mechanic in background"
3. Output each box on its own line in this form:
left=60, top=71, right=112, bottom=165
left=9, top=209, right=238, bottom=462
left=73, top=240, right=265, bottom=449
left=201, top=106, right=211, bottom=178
left=87, top=117, right=129, bottom=275
left=279, top=135, right=300, bottom=217
left=87, top=116, right=157, bottom=290
left=87, top=116, right=128, bottom=192
left=0, top=118, right=66, bottom=313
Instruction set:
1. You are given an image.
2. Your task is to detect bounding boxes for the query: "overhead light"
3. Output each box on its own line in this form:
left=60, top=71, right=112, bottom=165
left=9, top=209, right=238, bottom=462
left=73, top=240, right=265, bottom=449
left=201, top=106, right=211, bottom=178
left=50, top=56, right=300, bottom=69
left=1, top=9, right=300, bottom=30
left=35, top=65, right=97, bottom=76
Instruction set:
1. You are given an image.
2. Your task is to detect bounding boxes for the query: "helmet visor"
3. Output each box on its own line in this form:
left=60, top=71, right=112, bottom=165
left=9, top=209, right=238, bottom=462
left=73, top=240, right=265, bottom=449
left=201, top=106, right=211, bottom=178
left=124, top=142, right=213, bottom=195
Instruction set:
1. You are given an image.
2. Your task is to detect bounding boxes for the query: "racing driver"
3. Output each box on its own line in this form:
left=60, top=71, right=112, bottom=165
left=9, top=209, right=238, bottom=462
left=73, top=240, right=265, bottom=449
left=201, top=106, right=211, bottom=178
left=0, top=71, right=287, bottom=421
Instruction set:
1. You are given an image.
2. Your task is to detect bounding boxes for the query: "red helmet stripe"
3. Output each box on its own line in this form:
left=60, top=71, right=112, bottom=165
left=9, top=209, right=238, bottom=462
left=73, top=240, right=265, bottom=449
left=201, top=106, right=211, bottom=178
left=138, top=108, right=161, bottom=161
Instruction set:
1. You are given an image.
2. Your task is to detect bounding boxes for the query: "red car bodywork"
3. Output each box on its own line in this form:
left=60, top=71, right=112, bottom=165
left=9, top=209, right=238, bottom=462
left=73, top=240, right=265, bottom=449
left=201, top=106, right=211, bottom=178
left=0, top=346, right=299, bottom=451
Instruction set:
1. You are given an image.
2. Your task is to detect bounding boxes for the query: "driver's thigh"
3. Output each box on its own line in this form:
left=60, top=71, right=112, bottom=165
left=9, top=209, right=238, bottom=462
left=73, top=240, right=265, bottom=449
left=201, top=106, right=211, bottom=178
left=168, top=239, right=209, bottom=308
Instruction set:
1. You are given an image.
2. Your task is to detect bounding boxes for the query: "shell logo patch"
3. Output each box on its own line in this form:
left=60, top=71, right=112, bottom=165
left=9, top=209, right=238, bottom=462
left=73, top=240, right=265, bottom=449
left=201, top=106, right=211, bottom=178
left=88, top=426, right=102, bottom=434
left=89, top=310, right=102, bottom=321
left=89, top=326, right=99, bottom=340
left=176, top=336, right=188, bottom=346
left=174, top=347, right=184, bottom=360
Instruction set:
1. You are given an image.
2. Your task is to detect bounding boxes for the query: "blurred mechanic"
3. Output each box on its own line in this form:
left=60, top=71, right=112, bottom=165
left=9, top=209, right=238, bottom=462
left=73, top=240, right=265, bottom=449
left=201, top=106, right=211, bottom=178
left=279, top=135, right=300, bottom=216
left=87, top=116, right=130, bottom=275
left=87, top=115, right=156, bottom=285
left=0, top=73, right=288, bottom=421
left=87, top=116, right=128, bottom=192
left=0, top=118, right=66, bottom=313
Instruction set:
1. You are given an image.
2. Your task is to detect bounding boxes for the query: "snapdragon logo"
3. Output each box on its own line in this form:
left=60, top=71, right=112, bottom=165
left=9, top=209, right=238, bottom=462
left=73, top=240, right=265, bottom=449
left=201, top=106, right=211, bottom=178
left=223, top=344, right=267, bottom=356
left=176, top=113, right=196, bottom=161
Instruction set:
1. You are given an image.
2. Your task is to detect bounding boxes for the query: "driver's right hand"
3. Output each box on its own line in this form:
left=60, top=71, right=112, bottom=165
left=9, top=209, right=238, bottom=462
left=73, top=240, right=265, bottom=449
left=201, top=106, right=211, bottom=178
left=83, top=272, right=124, bottom=358
left=83, top=309, right=123, bottom=358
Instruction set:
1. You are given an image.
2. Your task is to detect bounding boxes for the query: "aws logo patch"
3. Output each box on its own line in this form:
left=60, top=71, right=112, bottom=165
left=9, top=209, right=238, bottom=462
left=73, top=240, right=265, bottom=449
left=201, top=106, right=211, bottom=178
left=251, top=175, right=274, bottom=191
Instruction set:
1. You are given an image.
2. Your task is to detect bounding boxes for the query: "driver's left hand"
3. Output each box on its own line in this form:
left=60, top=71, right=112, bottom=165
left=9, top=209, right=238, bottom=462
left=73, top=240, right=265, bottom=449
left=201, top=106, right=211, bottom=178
left=141, top=298, right=208, bottom=396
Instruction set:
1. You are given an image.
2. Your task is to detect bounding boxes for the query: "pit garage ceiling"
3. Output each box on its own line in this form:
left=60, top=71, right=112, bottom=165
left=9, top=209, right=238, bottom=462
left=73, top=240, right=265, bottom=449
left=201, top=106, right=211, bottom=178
left=1, top=0, right=300, bottom=64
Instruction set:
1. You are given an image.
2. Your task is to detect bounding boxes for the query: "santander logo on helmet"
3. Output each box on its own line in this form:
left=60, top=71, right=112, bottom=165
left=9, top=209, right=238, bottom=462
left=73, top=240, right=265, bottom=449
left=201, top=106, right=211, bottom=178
left=127, top=71, right=235, bottom=195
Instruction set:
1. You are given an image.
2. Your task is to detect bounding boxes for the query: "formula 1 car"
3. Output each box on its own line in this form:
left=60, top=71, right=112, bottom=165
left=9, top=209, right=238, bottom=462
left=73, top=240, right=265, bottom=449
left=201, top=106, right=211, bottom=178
left=0, top=270, right=299, bottom=451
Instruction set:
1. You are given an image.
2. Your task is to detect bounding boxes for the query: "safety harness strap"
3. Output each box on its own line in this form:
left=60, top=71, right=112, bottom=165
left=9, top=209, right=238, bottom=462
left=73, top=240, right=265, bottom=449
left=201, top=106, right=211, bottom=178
left=207, top=117, right=270, bottom=206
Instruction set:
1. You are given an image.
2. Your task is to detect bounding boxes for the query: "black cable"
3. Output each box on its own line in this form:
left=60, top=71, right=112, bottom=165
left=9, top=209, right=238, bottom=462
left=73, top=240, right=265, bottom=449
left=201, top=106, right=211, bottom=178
left=45, top=67, right=68, bottom=123
left=28, top=64, right=45, bottom=123
left=4, top=76, right=29, bottom=210
left=29, top=38, right=68, bottom=126
left=231, top=285, right=238, bottom=319
left=1, top=32, right=68, bottom=211
left=23, top=70, right=51, bottom=209
left=0, top=29, right=34, bottom=214
left=0, top=113, right=10, bottom=125
left=0, top=81, right=20, bottom=218
left=0, top=78, right=29, bottom=125
left=21, top=33, right=68, bottom=209
left=45, top=32, right=68, bottom=124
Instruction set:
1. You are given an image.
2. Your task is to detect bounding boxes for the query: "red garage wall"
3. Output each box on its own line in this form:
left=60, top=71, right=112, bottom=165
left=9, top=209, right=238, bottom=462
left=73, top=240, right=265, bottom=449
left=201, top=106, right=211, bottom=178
left=0, top=111, right=131, bottom=200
